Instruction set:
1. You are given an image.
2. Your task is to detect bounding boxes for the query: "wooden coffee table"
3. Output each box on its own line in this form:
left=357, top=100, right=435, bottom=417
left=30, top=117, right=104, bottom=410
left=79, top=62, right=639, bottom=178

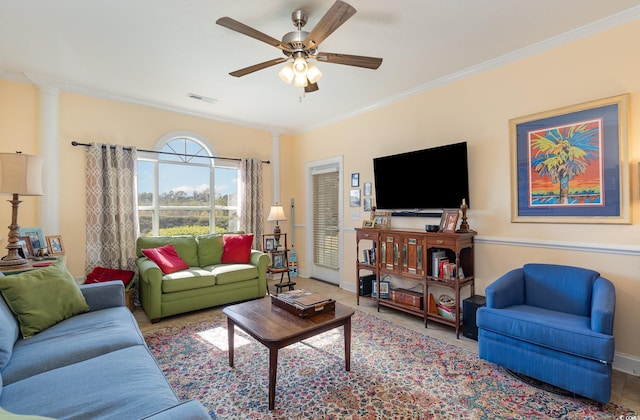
left=223, top=298, right=355, bottom=410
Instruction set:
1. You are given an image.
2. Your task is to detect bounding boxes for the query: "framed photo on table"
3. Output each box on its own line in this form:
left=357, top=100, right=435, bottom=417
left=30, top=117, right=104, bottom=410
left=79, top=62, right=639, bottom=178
left=510, top=94, right=630, bottom=224
left=17, top=236, right=34, bottom=259
left=46, top=235, right=65, bottom=255
left=18, top=227, right=45, bottom=253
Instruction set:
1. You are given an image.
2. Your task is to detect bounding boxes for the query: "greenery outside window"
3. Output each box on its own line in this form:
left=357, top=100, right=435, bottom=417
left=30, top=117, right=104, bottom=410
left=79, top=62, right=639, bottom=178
left=137, top=136, right=239, bottom=236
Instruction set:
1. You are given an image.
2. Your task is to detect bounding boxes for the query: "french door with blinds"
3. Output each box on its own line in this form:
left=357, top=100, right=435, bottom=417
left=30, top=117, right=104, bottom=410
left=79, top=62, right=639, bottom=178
left=307, top=159, right=342, bottom=285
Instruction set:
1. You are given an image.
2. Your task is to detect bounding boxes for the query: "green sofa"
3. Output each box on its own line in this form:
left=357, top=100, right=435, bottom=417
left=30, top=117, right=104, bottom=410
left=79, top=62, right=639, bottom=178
left=136, top=234, right=269, bottom=323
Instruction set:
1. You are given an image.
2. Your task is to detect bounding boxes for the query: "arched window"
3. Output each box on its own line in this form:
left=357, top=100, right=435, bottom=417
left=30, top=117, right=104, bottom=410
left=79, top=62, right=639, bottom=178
left=137, top=134, right=239, bottom=236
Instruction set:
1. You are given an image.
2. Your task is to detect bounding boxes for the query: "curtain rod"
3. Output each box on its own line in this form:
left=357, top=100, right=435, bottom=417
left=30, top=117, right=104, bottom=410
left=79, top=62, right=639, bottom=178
left=70, top=141, right=270, bottom=164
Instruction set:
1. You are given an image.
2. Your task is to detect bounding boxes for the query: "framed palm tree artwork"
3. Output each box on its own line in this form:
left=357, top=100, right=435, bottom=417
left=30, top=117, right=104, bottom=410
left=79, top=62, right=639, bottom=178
left=510, top=94, right=630, bottom=224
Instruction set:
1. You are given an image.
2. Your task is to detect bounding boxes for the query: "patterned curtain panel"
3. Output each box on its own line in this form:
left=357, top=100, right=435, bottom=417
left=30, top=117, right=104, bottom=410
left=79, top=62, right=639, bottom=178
left=85, top=143, right=139, bottom=274
left=239, top=158, right=263, bottom=249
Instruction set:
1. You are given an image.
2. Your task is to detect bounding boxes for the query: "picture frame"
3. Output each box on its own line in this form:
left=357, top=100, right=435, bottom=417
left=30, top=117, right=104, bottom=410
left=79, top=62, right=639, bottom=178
left=46, top=235, right=65, bottom=255
left=363, top=182, right=372, bottom=197
left=271, top=251, right=285, bottom=269
left=362, top=219, right=375, bottom=229
left=379, top=280, right=390, bottom=299
left=18, top=227, right=45, bottom=252
left=439, top=209, right=460, bottom=233
left=510, top=94, right=630, bottom=224
left=350, top=189, right=361, bottom=207
left=17, top=236, right=34, bottom=259
left=373, top=210, right=392, bottom=228
left=363, top=197, right=372, bottom=212
left=264, top=237, right=276, bottom=252
left=351, top=173, right=360, bottom=187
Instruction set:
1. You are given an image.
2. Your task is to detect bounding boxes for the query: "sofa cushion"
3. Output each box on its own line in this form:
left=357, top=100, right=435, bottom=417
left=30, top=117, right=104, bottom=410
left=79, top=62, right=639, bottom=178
left=211, top=264, right=259, bottom=285
left=221, top=233, right=254, bottom=264
left=477, top=304, right=615, bottom=362
left=0, top=262, right=90, bottom=338
left=0, top=289, right=20, bottom=371
left=2, top=307, right=145, bottom=385
left=142, top=243, right=190, bottom=274
left=161, top=268, right=216, bottom=293
left=137, top=235, right=199, bottom=267
left=0, top=346, right=182, bottom=419
left=523, top=263, right=598, bottom=317
left=196, top=233, right=224, bottom=266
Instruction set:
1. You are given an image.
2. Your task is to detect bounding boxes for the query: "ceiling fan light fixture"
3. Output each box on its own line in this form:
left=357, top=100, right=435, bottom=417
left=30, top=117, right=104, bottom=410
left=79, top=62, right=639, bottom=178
left=293, top=74, right=308, bottom=88
left=306, top=62, right=322, bottom=84
left=278, top=62, right=294, bottom=84
left=293, top=56, right=308, bottom=75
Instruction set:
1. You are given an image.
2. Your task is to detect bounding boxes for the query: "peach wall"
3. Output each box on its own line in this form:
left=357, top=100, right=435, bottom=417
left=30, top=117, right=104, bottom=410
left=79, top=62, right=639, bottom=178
left=0, top=81, right=40, bottom=232
left=0, top=83, right=273, bottom=277
left=288, top=20, right=640, bottom=360
left=57, top=92, right=273, bottom=276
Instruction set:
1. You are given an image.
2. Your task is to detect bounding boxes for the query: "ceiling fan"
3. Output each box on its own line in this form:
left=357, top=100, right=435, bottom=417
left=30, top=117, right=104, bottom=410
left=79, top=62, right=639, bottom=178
left=216, top=0, right=383, bottom=93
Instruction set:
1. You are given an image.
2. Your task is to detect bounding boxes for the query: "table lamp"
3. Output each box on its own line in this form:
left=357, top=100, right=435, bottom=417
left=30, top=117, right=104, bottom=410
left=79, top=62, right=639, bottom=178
left=0, top=152, right=44, bottom=267
left=267, top=204, right=286, bottom=248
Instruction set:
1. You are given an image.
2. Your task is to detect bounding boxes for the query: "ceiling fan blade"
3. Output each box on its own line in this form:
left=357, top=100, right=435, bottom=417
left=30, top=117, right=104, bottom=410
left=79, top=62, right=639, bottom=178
left=216, top=17, right=289, bottom=50
left=303, top=0, right=356, bottom=49
left=229, top=58, right=288, bottom=77
left=317, top=52, right=382, bottom=69
left=305, top=82, right=319, bottom=93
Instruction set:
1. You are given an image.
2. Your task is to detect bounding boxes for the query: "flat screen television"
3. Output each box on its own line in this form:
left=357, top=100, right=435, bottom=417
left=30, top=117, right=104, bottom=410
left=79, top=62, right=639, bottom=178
left=373, top=141, right=470, bottom=212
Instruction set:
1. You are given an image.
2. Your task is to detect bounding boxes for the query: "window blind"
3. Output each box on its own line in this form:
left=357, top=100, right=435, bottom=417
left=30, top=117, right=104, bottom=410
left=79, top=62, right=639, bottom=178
left=313, top=170, right=339, bottom=269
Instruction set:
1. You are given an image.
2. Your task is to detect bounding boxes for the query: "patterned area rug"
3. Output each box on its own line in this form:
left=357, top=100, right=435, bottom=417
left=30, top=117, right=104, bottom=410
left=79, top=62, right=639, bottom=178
left=144, top=310, right=634, bottom=419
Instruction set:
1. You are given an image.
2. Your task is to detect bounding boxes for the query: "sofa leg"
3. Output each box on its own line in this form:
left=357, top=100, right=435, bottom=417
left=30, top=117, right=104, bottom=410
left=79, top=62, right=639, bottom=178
left=151, top=318, right=161, bottom=324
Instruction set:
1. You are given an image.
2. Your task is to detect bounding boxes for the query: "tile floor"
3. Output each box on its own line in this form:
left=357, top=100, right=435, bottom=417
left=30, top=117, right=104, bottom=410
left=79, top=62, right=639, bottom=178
left=134, top=276, right=639, bottom=413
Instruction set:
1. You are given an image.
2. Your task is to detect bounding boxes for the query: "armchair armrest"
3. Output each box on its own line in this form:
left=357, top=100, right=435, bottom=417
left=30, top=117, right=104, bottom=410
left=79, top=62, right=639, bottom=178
left=591, top=277, right=615, bottom=335
left=80, top=280, right=124, bottom=311
left=485, top=268, right=525, bottom=308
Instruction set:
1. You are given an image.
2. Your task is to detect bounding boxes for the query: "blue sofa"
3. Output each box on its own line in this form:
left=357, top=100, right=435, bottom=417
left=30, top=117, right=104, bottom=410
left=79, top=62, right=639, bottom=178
left=476, top=263, right=616, bottom=403
left=0, top=278, right=210, bottom=419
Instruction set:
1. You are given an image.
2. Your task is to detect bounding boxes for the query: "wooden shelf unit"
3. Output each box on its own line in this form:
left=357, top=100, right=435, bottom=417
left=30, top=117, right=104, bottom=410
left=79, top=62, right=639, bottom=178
left=355, top=227, right=476, bottom=338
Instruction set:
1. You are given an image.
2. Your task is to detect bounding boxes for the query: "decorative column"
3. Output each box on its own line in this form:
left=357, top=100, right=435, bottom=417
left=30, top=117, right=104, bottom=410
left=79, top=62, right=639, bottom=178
left=36, top=85, right=61, bottom=234
left=271, top=132, right=281, bottom=204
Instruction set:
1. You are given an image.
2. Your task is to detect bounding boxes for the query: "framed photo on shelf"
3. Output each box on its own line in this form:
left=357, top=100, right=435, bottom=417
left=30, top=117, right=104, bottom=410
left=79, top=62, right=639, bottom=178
left=18, top=227, right=45, bottom=253
left=439, top=209, right=460, bottom=233
left=264, top=237, right=276, bottom=252
left=379, top=280, right=390, bottom=299
left=510, top=94, right=630, bottom=224
left=271, top=251, right=285, bottom=269
left=17, top=236, right=34, bottom=259
left=46, top=235, right=65, bottom=255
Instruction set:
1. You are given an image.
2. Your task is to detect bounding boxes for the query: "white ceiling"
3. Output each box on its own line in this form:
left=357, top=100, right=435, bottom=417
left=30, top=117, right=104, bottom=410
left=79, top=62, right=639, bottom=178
left=1, top=1, right=640, bottom=133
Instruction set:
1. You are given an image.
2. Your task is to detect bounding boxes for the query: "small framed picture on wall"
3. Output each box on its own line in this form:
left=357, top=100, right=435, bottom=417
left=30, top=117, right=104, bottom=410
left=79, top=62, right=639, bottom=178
left=351, top=173, right=360, bottom=187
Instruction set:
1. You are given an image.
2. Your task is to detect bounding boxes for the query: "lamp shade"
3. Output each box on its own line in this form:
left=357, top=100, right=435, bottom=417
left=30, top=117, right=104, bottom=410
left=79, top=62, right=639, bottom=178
left=0, top=153, right=44, bottom=196
left=267, top=204, right=286, bottom=222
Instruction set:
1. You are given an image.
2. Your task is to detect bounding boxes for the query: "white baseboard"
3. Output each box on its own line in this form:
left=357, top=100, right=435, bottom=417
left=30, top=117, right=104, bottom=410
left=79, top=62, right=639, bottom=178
left=613, top=351, right=640, bottom=375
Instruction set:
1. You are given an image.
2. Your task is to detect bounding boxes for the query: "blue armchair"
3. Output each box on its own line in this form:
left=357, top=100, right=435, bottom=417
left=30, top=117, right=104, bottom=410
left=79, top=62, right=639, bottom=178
left=476, top=263, right=615, bottom=403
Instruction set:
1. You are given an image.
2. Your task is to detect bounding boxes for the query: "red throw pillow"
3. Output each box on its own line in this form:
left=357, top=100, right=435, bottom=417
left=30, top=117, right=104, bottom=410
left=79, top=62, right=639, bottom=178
left=221, top=233, right=254, bottom=264
left=141, top=243, right=190, bottom=274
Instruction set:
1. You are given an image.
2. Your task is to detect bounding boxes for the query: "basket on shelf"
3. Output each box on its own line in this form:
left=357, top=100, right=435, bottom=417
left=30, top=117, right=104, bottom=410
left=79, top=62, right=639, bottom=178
left=438, top=294, right=456, bottom=308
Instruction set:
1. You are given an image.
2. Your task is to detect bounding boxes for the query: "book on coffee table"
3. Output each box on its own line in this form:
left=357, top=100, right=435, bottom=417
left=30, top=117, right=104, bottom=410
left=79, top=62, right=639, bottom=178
left=271, top=289, right=335, bottom=317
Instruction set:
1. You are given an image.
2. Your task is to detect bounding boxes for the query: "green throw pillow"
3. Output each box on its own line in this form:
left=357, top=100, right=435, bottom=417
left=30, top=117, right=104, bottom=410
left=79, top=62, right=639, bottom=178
left=0, top=261, right=90, bottom=338
left=197, top=233, right=224, bottom=266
